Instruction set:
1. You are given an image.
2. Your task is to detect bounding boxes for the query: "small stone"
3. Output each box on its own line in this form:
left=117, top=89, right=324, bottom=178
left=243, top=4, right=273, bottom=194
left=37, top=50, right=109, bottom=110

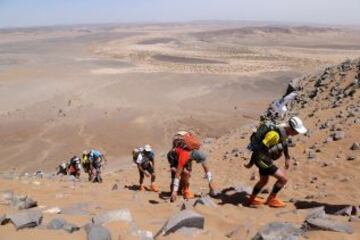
left=63, top=223, right=80, bottom=233
left=112, top=184, right=119, bottom=191
left=305, top=149, right=316, bottom=159
left=332, top=131, right=345, bottom=141
left=350, top=142, right=360, bottom=150
left=43, top=207, right=62, bottom=214
left=11, top=196, right=37, bottom=210
left=347, top=155, right=357, bottom=161
left=324, top=137, right=333, bottom=143
left=321, top=163, right=329, bottom=167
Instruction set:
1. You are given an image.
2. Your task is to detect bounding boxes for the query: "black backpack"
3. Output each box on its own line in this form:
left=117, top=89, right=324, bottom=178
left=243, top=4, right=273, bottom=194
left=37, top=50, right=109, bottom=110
left=248, top=121, right=278, bottom=152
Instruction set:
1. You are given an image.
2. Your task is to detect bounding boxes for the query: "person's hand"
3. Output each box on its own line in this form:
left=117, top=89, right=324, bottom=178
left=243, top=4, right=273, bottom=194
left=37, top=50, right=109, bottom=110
left=285, top=158, right=290, bottom=170
left=170, top=192, right=177, bottom=202
left=144, top=172, right=150, bottom=178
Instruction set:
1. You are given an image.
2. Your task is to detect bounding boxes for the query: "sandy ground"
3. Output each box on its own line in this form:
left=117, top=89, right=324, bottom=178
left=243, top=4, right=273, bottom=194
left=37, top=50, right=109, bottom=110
left=0, top=22, right=359, bottom=239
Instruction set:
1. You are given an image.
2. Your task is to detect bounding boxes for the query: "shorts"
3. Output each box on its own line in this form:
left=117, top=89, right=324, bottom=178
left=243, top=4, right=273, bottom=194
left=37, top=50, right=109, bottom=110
left=139, top=163, right=154, bottom=178
left=190, top=150, right=207, bottom=164
left=252, top=152, right=279, bottom=176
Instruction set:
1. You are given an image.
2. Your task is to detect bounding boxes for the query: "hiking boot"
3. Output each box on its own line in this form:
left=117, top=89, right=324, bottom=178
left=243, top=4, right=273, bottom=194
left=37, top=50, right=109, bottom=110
left=150, top=184, right=159, bottom=192
left=266, top=195, right=286, bottom=208
left=139, top=185, right=145, bottom=191
left=183, top=190, right=195, bottom=199
left=245, top=195, right=265, bottom=206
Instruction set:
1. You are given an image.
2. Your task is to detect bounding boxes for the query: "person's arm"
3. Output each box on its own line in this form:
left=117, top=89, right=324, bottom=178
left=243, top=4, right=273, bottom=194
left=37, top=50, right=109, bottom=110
left=150, top=153, right=155, bottom=170
left=201, top=162, right=216, bottom=195
left=170, top=165, right=183, bottom=202
left=283, top=145, right=290, bottom=169
left=281, top=136, right=290, bottom=169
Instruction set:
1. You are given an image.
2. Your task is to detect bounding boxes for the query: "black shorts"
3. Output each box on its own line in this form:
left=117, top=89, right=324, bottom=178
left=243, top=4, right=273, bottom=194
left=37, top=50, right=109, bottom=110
left=139, top=163, right=154, bottom=177
left=252, top=152, right=279, bottom=176
left=257, top=164, right=278, bottom=176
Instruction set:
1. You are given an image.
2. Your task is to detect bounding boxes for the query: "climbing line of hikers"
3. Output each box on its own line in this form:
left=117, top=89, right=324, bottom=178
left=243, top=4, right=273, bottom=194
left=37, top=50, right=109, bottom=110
left=57, top=149, right=106, bottom=183
left=56, top=90, right=307, bottom=208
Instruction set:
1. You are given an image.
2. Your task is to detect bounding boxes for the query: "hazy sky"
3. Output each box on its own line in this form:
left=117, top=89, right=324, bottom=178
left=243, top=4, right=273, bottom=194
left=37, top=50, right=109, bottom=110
left=0, top=0, right=359, bottom=28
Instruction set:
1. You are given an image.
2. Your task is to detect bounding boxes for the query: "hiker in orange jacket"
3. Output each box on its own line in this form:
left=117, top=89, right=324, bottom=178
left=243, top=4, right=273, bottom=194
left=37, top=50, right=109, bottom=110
left=169, top=131, right=216, bottom=202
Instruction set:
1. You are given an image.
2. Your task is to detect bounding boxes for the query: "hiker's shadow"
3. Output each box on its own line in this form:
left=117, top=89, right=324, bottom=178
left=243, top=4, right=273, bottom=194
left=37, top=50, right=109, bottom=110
left=159, top=191, right=171, bottom=200
left=124, top=184, right=139, bottom=191
left=215, top=187, right=248, bottom=206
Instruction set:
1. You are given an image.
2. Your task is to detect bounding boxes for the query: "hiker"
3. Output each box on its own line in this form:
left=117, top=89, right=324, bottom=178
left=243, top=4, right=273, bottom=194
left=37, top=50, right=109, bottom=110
left=67, top=155, right=81, bottom=178
left=81, top=150, right=92, bottom=181
left=169, top=131, right=216, bottom=202
left=56, top=162, right=68, bottom=175
left=132, top=144, right=158, bottom=192
left=84, top=149, right=106, bottom=183
left=245, top=116, right=307, bottom=208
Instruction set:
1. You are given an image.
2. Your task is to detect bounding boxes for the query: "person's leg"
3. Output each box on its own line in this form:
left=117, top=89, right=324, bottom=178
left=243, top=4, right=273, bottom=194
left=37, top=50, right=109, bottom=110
left=183, top=171, right=194, bottom=199
left=267, top=168, right=288, bottom=207
left=96, top=166, right=102, bottom=183
left=138, top=168, right=145, bottom=190
left=148, top=166, right=158, bottom=192
left=247, top=175, right=269, bottom=205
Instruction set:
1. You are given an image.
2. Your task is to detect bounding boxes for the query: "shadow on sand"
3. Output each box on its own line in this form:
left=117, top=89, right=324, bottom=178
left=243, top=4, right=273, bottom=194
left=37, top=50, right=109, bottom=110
left=215, top=187, right=249, bottom=207
left=294, top=200, right=357, bottom=215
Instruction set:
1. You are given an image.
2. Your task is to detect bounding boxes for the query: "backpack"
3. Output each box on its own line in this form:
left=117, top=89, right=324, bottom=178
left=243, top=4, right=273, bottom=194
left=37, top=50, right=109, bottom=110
left=172, top=131, right=201, bottom=150
left=184, top=132, right=201, bottom=150
left=247, top=121, right=278, bottom=152
left=132, top=149, right=141, bottom=162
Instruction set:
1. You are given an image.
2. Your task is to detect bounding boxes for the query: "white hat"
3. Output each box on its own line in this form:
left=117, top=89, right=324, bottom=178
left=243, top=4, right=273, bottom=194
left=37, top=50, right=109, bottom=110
left=144, top=144, right=152, bottom=152
left=289, top=116, right=307, bottom=134
left=176, top=130, right=188, bottom=136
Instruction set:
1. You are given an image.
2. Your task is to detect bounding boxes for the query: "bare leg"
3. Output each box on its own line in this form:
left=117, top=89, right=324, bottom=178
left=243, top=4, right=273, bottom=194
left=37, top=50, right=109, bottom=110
left=270, top=168, right=288, bottom=196
left=267, top=168, right=288, bottom=207
left=246, top=175, right=269, bottom=205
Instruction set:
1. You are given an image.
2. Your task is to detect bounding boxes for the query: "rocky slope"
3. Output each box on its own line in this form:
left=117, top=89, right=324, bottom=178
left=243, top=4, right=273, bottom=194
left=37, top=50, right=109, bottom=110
left=0, top=59, right=359, bottom=239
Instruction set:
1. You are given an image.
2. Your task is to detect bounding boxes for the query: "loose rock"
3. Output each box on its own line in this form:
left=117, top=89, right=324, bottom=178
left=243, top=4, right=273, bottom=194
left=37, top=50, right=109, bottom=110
left=252, top=222, right=303, bottom=240
left=350, top=142, right=360, bottom=150
left=193, top=196, right=217, bottom=208
left=92, top=209, right=132, bottom=225
left=303, top=207, right=353, bottom=234
left=7, top=210, right=43, bottom=230
left=85, top=224, right=112, bottom=240
left=156, top=210, right=204, bottom=237
left=47, top=218, right=66, bottom=230
left=332, top=131, right=345, bottom=141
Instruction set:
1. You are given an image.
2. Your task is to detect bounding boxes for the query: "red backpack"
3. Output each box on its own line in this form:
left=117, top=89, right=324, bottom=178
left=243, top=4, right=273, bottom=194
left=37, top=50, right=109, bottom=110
left=184, top=132, right=201, bottom=150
